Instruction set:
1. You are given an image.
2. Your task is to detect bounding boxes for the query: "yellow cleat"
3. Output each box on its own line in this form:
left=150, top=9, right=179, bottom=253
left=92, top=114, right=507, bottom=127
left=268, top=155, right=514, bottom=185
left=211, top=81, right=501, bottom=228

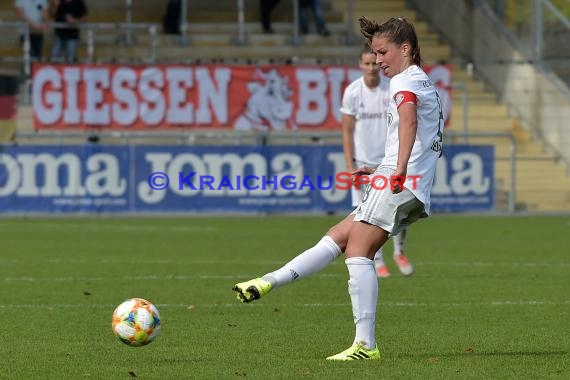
left=232, top=278, right=272, bottom=303
left=326, top=342, right=380, bottom=361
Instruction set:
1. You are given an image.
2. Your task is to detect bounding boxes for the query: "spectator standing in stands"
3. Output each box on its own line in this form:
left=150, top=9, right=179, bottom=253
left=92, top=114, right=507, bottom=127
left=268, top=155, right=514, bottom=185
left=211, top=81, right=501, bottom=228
left=14, top=0, right=49, bottom=61
left=260, top=0, right=281, bottom=34
left=299, top=0, right=330, bottom=36
left=50, top=0, right=88, bottom=63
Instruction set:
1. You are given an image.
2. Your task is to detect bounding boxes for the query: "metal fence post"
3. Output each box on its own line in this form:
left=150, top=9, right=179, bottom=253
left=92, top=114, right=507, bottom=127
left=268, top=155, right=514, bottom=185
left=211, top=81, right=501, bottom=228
left=180, top=0, right=188, bottom=45
left=20, top=26, right=33, bottom=105
left=457, top=83, right=470, bottom=144
left=345, top=0, right=356, bottom=44
left=292, top=0, right=300, bottom=46
left=23, top=27, right=31, bottom=77
left=87, top=28, right=94, bottom=63
left=451, top=82, right=469, bottom=144
left=125, top=0, right=133, bottom=45
left=236, top=0, right=246, bottom=45
left=509, top=134, right=517, bottom=212
left=150, top=25, right=157, bottom=63
left=461, top=85, right=469, bottom=144
left=532, top=0, right=543, bottom=63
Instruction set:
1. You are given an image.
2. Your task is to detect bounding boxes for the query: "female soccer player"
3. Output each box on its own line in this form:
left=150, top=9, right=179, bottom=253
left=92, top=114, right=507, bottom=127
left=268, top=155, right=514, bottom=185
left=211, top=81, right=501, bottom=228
left=234, top=16, right=444, bottom=361
left=341, top=44, right=414, bottom=278
left=325, top=16, right=444, bottom=361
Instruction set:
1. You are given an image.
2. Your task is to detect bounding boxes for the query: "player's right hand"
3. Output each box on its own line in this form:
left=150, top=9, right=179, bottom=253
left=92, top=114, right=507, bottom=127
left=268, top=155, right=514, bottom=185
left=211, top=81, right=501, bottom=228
left=351, top=166, right=375, bottom=177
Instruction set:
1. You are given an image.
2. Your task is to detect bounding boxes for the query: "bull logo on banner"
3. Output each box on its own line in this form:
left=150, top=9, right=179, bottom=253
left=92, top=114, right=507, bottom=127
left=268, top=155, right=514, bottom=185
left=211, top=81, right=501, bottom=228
left=234, top=69, right=297, bottom=131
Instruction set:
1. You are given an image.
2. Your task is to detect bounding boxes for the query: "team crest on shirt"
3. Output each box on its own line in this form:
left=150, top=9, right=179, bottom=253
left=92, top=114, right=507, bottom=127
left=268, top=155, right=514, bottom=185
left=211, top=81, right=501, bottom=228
left=395, top=93, right=405, bottom=107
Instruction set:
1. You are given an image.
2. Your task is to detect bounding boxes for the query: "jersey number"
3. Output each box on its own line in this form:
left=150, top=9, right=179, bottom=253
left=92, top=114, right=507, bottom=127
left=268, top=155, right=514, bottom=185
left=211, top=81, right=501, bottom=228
left=433, top=91, right=444, bottom=157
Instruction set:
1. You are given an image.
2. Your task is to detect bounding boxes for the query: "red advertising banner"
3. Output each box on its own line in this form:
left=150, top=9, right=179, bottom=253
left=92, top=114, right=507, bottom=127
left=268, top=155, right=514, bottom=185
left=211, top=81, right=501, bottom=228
left=32, top=64, right=452, bottom=131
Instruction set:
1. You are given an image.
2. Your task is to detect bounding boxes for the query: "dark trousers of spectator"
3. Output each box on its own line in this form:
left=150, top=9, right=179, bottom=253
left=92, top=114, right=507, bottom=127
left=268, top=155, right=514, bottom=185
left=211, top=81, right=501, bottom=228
left=51, top=35, right=80, bottom=63
left=163, top=0, right=182, bottom=35
left=260, top=0, right=281, bottom=33
left=20, top=33, right=44, bottom=61
left=299, top=0, right=329, bottom=35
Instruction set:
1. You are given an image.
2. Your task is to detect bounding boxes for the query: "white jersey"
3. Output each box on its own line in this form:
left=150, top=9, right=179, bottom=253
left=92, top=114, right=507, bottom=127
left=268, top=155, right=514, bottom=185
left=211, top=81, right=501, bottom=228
left=340, top=76, right=391, bottom=167
left=381, top=65, right=443, bottom=215
left=14, top=0, right=48, bottom=33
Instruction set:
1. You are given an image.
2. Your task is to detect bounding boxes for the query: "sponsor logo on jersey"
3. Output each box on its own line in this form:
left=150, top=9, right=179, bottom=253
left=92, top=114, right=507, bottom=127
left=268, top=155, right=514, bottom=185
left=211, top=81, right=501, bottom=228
left=358, top=112, right=383, bottom=120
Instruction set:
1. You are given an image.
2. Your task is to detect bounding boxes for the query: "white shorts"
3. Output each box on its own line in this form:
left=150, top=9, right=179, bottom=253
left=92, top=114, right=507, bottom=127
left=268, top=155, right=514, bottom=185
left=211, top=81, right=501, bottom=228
left=351, top=159, right=374, bottom=207
left=353, top=166, right=427, bottom=235
left=351, top=185, right=365, bottom=207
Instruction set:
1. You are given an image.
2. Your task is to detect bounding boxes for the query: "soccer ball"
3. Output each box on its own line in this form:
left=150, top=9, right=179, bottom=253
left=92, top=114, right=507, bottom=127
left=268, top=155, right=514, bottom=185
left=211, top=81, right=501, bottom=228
left=112, top=298, right=161, bottom=347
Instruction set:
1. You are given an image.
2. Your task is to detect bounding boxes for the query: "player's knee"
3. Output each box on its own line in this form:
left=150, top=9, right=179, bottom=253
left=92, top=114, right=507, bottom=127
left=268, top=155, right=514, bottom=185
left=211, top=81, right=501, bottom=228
left=325, top=229, right=347, bottom=252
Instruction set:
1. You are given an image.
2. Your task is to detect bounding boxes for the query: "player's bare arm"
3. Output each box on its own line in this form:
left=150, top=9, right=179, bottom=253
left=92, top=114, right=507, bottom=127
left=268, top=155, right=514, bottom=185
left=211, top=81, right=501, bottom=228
left=394, top=102, right=417, bottom=193
left=341, top=114, right=357, bottom=171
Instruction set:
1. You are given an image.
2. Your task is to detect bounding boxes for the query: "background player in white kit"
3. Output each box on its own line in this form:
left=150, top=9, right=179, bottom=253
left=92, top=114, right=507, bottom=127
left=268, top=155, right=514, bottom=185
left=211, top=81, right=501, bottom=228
left=341, top=45, right=414, bottom=278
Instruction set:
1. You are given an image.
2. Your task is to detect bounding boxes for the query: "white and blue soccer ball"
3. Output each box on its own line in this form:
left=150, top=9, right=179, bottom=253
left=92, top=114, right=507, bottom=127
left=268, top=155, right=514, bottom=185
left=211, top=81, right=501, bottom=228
left=112, top=298, right=161, bottom=347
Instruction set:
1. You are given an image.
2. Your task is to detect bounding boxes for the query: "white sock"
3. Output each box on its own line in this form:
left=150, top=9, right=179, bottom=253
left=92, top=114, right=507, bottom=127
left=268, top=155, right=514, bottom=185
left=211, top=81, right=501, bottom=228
left=373, top=248, right=385, bottom=268
left=346, top=257, right=377, bottom=349
left=262, top=236, right=342, bottom=288
left=393, top=227, right=407, bottom=256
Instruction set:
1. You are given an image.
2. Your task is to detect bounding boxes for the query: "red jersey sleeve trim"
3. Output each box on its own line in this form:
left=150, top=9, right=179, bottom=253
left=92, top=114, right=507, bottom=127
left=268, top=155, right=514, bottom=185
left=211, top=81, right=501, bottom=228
left=394, top=91, right=417, bottom=109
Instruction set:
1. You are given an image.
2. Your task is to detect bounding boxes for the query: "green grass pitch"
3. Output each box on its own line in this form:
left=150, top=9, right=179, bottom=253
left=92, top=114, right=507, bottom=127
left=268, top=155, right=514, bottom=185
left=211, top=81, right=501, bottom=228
left=1, top=215, right=569, bottom=379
